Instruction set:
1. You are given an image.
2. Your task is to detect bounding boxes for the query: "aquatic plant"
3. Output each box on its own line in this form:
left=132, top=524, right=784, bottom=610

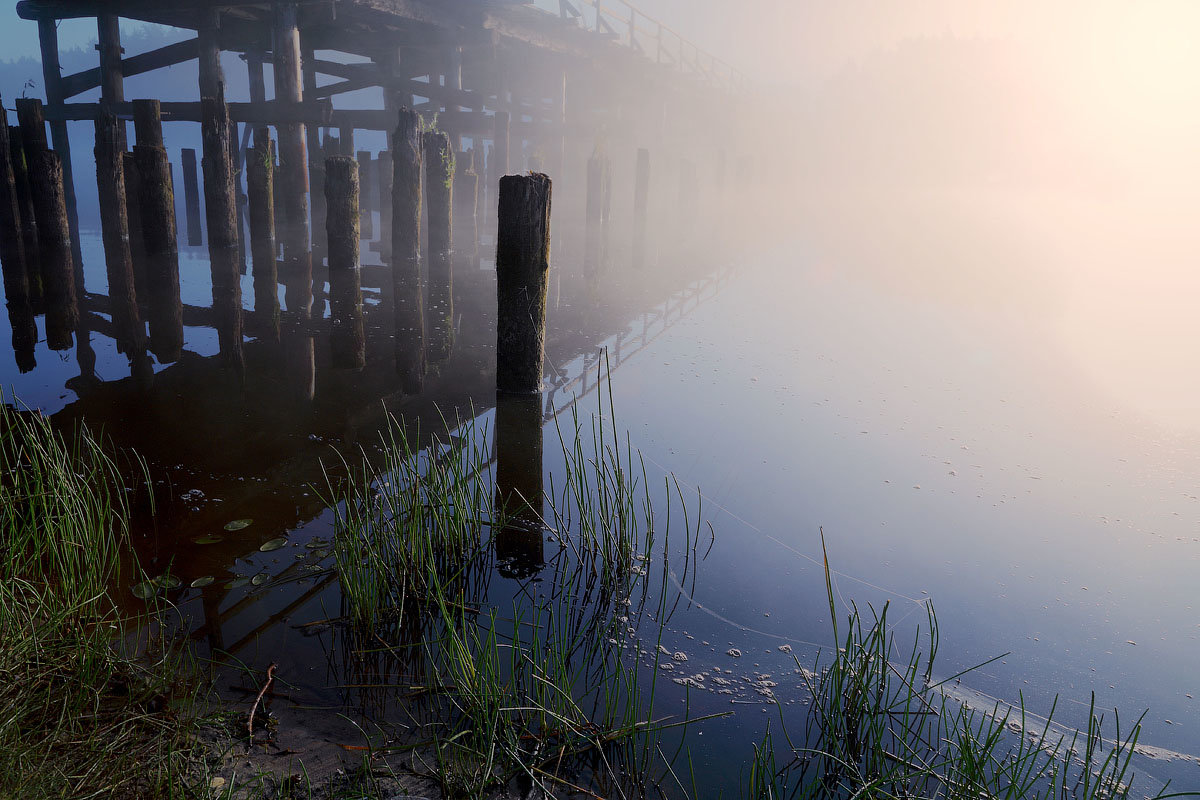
left=743, top=534, right=1193, bottom=800
left=0, top=400, right=190, bottom=799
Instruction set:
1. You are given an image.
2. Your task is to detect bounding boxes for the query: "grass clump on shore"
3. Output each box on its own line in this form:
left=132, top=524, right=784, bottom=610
left=0, top=401, right=190, bottom=799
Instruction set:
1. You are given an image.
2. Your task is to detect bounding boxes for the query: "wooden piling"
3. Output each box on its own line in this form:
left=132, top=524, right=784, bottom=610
left=6, top=300, right=36, bottom=373
left=34, top=20, right=83, bottom=268
left=122, top=151, right=148, bottom=302
left=391, top=108, right=424, bottom=391
left=325, top=156, right=365, bottom=370
left=584, top=151, right=604, bottom=285
left=632, top=147, right=650, bottom=269
left=8, top=127, right=40, bottom=306
left=493, top=112, right=510, bottom=176
left=356, top=150, right=374, bottom=240
left=453, top=156, right=478, bottom=267
left=201, top=90, right=244, bottom=372
left=94, top=111, right=144, bottom=356
left=247, top=136, right=279, bottom=340
left=424, top=129, right=454, bottom=362
left=133, top=99, right=184, bottom=362
left=377, top=149, right=393, bottom=261
left=495, top=172, right=552, bottom=394
left=494, top=391, right=545, bottom=578
left=31, top=151, right=78, bottom=350
left=273, top=2, right=312, bottom=317
left=0, top=111, right=29, bottom=310
left=181, top=148, right=203, bottom=246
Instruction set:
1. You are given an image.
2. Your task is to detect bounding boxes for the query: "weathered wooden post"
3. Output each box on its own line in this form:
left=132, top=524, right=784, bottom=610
left=6, top=300, right=36, bottom=373
left=97, top=13, right=126, bottom=148
left=356, top=150, right=374, bottom=240
left=31, top=152, right=78, bottom=351
left=8, top=127, right=40, bottom=305
left=273, top=2, right=312, bottom=318
left=584, top=150, right=604, bottom=286
left=122, top=151, right=148, bottom=302
left=0, top=112, right=29, bottom=311
left=325, top=155, right=365, bottom=370
left=133, top=99, right=184, bottom=362
left=247, top=133, right=279, bottom=340
left=94, top=111, right=144, bottom=356
left=632, top=147, right=650, bottom=269
left=493, top=112, right=510, bottom=176
left=678, top=157, right=697, bottom=229
left=181, top=148, right=203, bottom=246
left=424, top=129, right=454, bottom=362
left=377, top=150, right=393, bottom=261
left=392, top=108, right=425, bottom=392
left=34, top=19, right=82, bottom=267
left=600, top=154, right=613, bottom=269
left=496, top=173, right=552, bottom=393
left=494, top=391, right=546, bottom=578
left=453, top=150, right=478, bottom=267
left=475, top=144, right=488, bottom=245
left=201, top=89, right=244, bottom=372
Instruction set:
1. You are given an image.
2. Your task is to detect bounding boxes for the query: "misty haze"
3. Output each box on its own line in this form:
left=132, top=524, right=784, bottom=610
left=0, top=1, right=1196, bottom=798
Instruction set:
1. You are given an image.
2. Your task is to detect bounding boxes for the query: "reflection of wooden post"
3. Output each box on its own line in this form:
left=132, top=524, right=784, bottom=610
left=0, top=112, right=29, bottom=311
left=5, top=301, right=36, bottom=373
left=392, top=108, right=425, bottom=392
left=325, top=156, right=365, bottom=370
left=247, top=134, right=279, bottom=340
left=133, top=99, right=184, bottom=362
left=424, top=130, right=454, bottom=362
left=201, top=89, right=244, bottom=372
left=181, top=148, right=203, bottom=246
left=496, top=173, right=552, bottom=394
left=632, top=147, right=649, bottom=269
left=8, top=127, right=40, bottom=306
left=94, top=111, right=144, bottom=356
left=273, top=3, right=312, bottom=317
left=356, top=150, right=374, bottom=240
left=32, top=152, right=77, bottom=351
left=494, top=392, right=545, bottom=579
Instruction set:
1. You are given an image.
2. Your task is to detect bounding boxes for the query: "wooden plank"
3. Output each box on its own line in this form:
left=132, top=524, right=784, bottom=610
left=45, top=100, right=334, bottom=125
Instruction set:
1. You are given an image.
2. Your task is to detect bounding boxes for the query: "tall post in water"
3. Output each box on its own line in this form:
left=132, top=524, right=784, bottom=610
left=181, top=149, right=203, bottom=246
left=453, top=150, right=478, bottom=267
left=494, top=391, right=546, bottom=578
left=424, top=130, right=454, bottom=362
left=31, top=152, right=78, bottom=351
left=8, top=127, right=40, bottom=306
left=274, top=3, right=315, bottom=402
left=325, top=156, right=365, bottom=370
left=0, top=112, right=30, bottom=313
left=584, top=149, right=605, bottom=286
left=632, top=147, right=650, bottom=269
left=377, top=150, right=393, bottom=261
left=246, top=133, right=279, bottom=341
left=495, top=173, right=552, bottom=394
left=201, top=88, right=244, bottom=373
left=300, top=35, right=325, bottom=257
left=35, top=17, right=82, bottom=267
left=94, top=111, right=144, bottom=356
left=494, top=112, right=510, bottom=176
left=356, top=151, right=374, bottom=240
left=133, top=99, right=184, bottom=362
left=122, top=152, right=147, bottom=302
left=391, top=108, right=425, bottom=392
left=97, top=14, right=126, bottom=148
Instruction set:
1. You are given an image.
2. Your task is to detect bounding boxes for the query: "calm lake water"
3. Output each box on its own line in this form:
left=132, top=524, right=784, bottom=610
left=4, top=138, right=1199, bottom=794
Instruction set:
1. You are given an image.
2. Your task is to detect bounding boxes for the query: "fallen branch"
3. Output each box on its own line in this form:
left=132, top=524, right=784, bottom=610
left=247, top=662, right=277, bottom=739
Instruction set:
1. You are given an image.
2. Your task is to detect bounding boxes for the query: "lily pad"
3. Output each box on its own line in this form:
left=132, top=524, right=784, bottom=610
left=305, top=538, right=330, bottom=549
left=190, top=576, right=215, bottom=588
left=223, top=519, right=254, bottom=532
left=153, top=574, right=182, bottom=590
left=131, top=581, right=157, bottom=599
left=192, top=535, right=224, bottom=545
left=226, top=576, right=250, bottom=590
left=251, top=573, right=269, bottom=586
left=259, top=537, right=288, bottom=552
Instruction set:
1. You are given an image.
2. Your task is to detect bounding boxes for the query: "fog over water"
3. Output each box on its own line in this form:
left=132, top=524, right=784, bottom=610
left=2, top=1, right=1200, bottom=794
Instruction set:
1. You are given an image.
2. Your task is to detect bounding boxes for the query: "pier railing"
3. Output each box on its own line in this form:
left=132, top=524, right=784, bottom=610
left=528, top=0, right=744, bottom=92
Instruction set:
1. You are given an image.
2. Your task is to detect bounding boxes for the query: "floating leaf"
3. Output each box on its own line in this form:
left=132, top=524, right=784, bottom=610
left=190, top=576, right=215, bottom=588
left=251, top=573, right=269, bottom=586
left=223, top=519, right=254, bottom=532
left=226, top=576, right=250, bottom=590
left=131, top=581, right=156, bottom=599
left=305, top=538, right=330, bottom=549
left=153, top=574, right=181, bottom=590
left=259, top=537, right=288, bottom=552
left=192, top=535, right=224, bottom=545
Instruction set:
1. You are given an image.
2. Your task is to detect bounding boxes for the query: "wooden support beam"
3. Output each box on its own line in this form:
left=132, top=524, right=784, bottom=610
left=44, top=99, right=334, bottom=125
left=61, top=39, right=201, bottom=99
